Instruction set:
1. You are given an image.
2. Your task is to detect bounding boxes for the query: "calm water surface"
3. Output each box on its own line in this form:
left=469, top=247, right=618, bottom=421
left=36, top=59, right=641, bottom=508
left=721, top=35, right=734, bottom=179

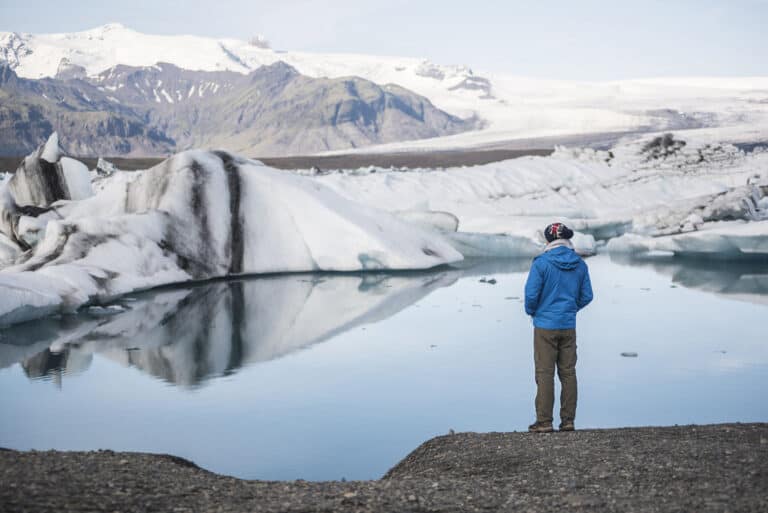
left=1, top=255, right=767, bottom=480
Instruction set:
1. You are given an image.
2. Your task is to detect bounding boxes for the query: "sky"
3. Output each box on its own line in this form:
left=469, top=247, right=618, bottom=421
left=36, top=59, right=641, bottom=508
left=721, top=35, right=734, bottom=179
left=0, top=0, right=766, bottom=79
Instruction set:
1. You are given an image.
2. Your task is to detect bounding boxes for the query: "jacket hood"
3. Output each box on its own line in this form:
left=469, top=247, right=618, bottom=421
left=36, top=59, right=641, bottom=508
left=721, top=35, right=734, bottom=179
left=543, top=245, right=581, bottom=270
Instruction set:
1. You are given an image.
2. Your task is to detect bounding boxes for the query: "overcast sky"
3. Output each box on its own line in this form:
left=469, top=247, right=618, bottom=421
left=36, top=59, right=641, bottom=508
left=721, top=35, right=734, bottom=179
left=1, top=0, right=765, bottom=79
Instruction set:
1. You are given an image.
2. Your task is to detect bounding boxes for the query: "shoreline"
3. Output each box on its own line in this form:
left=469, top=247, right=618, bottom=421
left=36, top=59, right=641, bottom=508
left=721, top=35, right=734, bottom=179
left=0, top=147, right=553, bottom=173
left=2, top=423, right=766, bottom=512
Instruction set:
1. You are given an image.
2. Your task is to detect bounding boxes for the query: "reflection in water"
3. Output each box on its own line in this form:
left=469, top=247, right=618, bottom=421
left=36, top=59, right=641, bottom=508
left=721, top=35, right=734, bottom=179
left=609, top=254, right=768, bottom=305
left=3, top=255, right=767, bottom=388
left=0, top=271, right=461, bottom=387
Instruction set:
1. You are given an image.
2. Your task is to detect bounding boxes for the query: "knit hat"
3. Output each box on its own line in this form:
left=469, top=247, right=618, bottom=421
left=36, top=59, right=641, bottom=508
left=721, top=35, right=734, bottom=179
left=544, top=222, right=574, bottom=243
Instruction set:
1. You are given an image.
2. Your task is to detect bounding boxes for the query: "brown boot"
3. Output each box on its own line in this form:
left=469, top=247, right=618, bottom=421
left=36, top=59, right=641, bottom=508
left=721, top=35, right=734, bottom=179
left=559, top=421, right=575, bottom=432
left=528, top=422, right=554, bottom=433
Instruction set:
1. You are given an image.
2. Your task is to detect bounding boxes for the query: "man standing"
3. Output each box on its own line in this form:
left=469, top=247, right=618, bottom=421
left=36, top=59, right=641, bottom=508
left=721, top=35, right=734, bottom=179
left=524, top=223, right=593, bottom=433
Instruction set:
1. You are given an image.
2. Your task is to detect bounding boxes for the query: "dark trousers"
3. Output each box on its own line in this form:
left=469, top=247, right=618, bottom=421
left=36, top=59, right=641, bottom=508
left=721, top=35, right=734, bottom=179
left=534, top=327, right=577, bottom=425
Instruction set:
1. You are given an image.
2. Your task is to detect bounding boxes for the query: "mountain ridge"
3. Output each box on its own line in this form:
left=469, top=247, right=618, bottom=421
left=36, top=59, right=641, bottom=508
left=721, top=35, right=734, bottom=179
left=2, top=24, right=768, bottom=155
left=0, top=61, right=475, bottom=157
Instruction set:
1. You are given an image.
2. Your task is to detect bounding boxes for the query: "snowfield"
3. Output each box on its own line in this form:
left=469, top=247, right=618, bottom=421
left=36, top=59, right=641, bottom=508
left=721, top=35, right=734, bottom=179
left=3, top=24, right=768, bottom=152
left=0, top=132, right=766, bottom=327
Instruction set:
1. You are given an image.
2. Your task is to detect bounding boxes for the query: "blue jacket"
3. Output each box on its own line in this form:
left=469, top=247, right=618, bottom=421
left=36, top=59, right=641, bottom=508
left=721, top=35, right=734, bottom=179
left=524, top=245, right=593, bottom=329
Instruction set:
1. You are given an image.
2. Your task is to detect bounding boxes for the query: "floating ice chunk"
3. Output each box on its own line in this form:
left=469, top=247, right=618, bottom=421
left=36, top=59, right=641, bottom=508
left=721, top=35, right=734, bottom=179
left=571, top=232, right=597, bottom=256
left=443, top=229, right=595, bottom=258
left=446, top=232, right=542, bottom=258
left=568, top=219, right=632, bottom=241
left=606, top=233, right=659, bottom=255
left=607, top=221, right=768, bottom=258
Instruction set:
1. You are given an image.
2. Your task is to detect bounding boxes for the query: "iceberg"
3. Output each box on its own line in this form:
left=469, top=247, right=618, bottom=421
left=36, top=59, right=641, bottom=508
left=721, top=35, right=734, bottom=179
left=314, top=134, right=767, bottom=259
left=0, top=135, right=462, bottom=326
left=607, top=221, right=768, bottom=259
left=2, top=132, right=767, bottom=328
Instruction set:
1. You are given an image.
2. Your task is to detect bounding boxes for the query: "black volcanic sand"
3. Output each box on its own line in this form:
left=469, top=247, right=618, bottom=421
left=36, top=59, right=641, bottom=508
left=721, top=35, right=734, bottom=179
left=0, top=148, right=552, bottom=173
left=2, top=423, right=766, bottom=512
left=1, top=130, right=654, bottom=172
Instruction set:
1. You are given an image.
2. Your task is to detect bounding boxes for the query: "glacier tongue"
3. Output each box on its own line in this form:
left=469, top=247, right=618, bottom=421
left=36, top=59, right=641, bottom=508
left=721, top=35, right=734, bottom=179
left=0, top=142, right=462, bottom=327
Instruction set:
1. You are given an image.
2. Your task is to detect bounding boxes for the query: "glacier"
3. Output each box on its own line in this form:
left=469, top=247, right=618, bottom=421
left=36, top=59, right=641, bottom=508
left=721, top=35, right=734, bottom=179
left=0, top=135, right=462, bottom=326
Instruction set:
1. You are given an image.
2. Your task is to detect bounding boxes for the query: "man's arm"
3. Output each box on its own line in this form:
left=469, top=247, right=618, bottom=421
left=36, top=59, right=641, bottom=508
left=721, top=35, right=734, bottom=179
left=524, top=259, right=543, bottom=316
left=577, top=264, right=593, bottom=310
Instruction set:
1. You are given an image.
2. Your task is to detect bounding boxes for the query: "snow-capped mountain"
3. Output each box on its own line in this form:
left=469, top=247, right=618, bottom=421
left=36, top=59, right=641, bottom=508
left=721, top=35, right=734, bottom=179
left=2, top=23, right=768, bottom=155
left=0, top=59, right=473, bottom=156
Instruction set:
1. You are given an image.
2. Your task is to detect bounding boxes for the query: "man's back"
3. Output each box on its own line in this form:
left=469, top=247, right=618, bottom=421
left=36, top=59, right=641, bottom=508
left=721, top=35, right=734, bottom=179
left=524, top=245, right=592, bottom=329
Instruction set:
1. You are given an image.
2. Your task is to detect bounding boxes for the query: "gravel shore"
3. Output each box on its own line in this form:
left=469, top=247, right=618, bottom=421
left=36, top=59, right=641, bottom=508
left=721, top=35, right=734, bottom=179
left=2, top=423, right=766, bottom=512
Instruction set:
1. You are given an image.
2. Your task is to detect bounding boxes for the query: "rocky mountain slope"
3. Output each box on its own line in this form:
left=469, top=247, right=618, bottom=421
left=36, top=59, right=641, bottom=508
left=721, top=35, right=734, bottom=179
left=0, top=61, right=473, bottom=157
left=3, top=23, right=767, bottom=156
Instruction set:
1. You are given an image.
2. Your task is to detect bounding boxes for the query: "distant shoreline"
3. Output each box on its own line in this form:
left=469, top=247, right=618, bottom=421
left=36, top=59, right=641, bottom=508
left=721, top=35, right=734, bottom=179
left=2, top=423, right=766, bottom=512
left=0, top=147, right=553, bottom=173
left=2, top=129, right=763, bottom=173
left=0, top=130, right=626, bottom=172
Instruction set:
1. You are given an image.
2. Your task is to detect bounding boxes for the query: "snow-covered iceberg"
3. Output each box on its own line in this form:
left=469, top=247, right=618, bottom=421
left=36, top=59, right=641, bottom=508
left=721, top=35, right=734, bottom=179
left=0, top=135, right=462, bottom=326
left=8, top=132, right=93, bottom=209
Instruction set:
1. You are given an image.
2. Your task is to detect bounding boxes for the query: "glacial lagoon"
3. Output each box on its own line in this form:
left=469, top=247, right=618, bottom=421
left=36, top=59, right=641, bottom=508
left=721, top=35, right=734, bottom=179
left=1, top=255, right=767, bottom=481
